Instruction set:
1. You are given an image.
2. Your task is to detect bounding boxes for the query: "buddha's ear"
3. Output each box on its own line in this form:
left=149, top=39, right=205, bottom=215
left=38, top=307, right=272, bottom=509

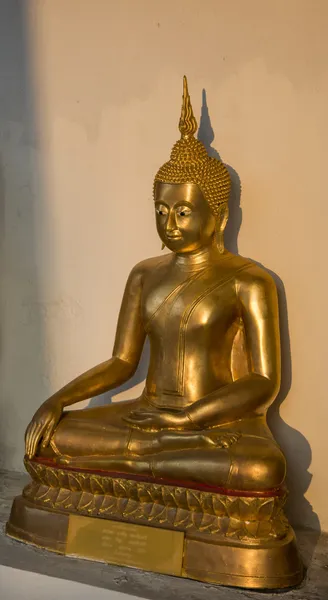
left=215, top=203, right=229, bottom=253
left=218, top=203, right=229, bottom=231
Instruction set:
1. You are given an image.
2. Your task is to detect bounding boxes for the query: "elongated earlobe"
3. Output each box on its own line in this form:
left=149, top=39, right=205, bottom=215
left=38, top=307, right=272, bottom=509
left=215, top=224, right=225, bottom=254
left=215, top=204, right=229, bottom=254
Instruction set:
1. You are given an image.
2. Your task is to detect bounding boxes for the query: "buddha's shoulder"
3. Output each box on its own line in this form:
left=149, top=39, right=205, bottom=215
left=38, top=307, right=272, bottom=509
left=128, top=254, right=171, bottom=281
left=225, top=253, right=276, bottom=291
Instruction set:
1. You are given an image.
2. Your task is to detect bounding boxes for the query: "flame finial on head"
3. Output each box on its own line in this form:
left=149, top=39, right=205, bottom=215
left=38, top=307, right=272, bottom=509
left=179, top=76, right=198, bottom=138
left=154, top=76, right=231, bottom=215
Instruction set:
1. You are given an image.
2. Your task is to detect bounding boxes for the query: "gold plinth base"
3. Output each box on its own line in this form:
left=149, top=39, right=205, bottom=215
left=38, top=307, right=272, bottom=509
left=6, top=458, right=303, bottom=590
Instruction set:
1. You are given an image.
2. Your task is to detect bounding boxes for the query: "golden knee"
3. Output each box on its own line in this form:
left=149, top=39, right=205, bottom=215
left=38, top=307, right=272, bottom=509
left=228, top=438, right=286, bottom=491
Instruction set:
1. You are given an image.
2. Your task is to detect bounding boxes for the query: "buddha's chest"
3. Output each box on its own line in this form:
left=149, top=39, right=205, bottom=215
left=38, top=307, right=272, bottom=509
left=142, top=267, right=237, bottom=337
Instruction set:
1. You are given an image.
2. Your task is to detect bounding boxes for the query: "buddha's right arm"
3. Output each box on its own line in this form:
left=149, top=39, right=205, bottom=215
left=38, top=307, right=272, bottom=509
left=46, top=357, right=138, bottom=408
left=43, top=261, right=147, bottom=409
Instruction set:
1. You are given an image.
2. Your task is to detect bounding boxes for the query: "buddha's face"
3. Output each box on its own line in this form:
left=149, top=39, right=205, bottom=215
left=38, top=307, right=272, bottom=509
left=154, top=182, right=216, bottom=254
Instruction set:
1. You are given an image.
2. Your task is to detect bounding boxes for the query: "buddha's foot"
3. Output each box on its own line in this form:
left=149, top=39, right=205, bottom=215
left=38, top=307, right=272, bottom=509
left=205, top=431, right=241, bottom=448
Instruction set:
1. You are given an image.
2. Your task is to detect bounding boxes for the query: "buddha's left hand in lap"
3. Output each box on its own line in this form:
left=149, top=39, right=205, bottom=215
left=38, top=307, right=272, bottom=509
left=123, top=408, right=194, bottom=431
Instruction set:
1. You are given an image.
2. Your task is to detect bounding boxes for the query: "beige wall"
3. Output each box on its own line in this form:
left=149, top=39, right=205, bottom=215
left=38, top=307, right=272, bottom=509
left=1, top=0, right=328, bottom=531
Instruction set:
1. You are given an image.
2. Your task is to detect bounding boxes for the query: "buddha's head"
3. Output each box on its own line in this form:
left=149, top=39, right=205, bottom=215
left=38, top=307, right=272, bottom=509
left=154, top=77, right=231, bottom=255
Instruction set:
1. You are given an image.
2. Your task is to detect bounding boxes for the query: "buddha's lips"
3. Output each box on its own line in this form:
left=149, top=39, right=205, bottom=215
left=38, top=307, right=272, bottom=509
left=166, top=234, right=183, bottom=241
left=29, top=455, right=286, bottom=498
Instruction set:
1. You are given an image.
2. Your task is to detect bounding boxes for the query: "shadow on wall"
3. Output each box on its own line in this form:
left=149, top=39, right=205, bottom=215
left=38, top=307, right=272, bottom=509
left=198, top=89, right=243, bottom=255
left=0, top=1, right=49, bottom=470
left=198, top=89, right=320, bottom=552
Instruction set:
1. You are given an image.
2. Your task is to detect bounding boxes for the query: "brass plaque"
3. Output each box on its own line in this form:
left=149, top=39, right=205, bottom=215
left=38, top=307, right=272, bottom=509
left=66, top=515, right=184, bottom=576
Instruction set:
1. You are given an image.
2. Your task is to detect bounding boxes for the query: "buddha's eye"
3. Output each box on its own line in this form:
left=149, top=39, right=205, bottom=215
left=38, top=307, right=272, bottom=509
left=177, top=206, right=192, bottom=217
left=155, top=204, right=168, bottom=217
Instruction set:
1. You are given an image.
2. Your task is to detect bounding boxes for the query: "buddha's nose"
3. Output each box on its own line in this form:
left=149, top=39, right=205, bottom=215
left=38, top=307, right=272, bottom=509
left=166, top=210, right=179, bottom=235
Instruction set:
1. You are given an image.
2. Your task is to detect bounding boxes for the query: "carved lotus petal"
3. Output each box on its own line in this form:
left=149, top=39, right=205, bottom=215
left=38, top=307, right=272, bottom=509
left=54, top=488, right=72, bottom=507
left=212, top=495, right=228, bottom=516
left=186, top=490, right=202, bottom=512
left=99, top=495, right=118, bottom=515
left=127, top=484, right=139, bottom=502
left=256, top=520, right=272, bottom=539
left=45, top=468, right=59, bottom=488
left=244, top=520, right=260, bottom=538
left=148, top=502, right=166, bottom=521
left=271, top=496, right=285, bottom=518
left=62, top=496, right=74, bottom=510
left=162, top=488, right=178, bottom=508
left=270, top=514, right=289, bottom=539
left=198, top=513, right=216, bottom=532
left=174, top=508, right=190, bottom=528
left=209, top=516, right=227, bottom=535
left=57, top=469, right=69, bottom=489
left=238, top=497, right=259, bottom=521
left=173, top=487, right=187, bottom=509
left=157, top=506, right=171, bottom=524
left=100, top=477, right=113, bottom=495
left=148, top=484, right=163, bottom=504
left=225, top=497, right=241, bottom=519
left=122, top=498, right=139, bottom=517
left=37, top=466, right=48, bottom=486
left=77, top=491, right=94, bottom=512
left=201, top=493, right=215, bottom=515
left=257, top=498, right=275, bottom=521
left=34, top=484, right=49, bottom=500
left=128, top=503, right=146, bottom=521
left=117, top=497, right=129, bottom=515
left=190, top=510, right=204, bottom=529
left=42, top=487, right=58, bottom=505
left=90, top=476, right=104, bottom=495
left=135, top=484, right=150, bottom=503
left=68, top=472, right=82, bottom=491
left=226, top=517, right=245, bottom=538
left=25, top=461, right=38, bottom=481
left=112, top=479, right=127, bottom=498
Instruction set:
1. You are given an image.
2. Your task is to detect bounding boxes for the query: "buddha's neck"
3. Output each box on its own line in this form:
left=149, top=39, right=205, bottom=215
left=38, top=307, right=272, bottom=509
left=174, top=245, right=228, bottom=270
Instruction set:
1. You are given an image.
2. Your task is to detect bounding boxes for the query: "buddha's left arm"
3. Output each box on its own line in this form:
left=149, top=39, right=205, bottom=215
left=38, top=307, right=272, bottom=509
left=186, top=266, right=281, bottom=428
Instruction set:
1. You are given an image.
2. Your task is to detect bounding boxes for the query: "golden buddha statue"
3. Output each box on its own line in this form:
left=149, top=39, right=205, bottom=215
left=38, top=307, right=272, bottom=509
left=7, top=77, right=302, bottom=589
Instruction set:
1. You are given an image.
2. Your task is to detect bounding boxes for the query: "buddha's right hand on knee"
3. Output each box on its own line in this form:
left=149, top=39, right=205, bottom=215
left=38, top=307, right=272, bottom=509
left=25, top=399, right=63, bottom=459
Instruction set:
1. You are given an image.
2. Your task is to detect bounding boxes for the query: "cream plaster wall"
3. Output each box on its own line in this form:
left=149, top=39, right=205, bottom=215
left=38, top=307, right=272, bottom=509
left=0, top=0, right=328, bottom=531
